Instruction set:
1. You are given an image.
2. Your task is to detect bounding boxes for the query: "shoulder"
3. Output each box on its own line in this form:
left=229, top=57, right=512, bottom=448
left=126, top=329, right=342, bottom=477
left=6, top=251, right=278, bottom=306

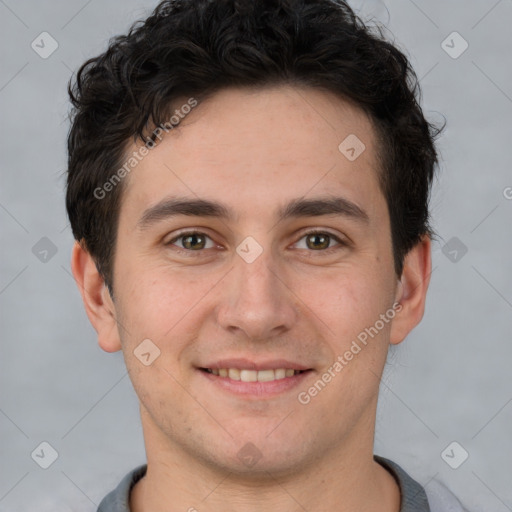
left=97, top=464, right=147, bottom=512
left=374, top=454, right=469, bottom=512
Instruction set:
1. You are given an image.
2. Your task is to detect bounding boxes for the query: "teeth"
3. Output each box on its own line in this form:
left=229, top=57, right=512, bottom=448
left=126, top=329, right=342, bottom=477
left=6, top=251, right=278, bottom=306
left=240, top=370, right=258, bottom=382
left=206, top=368, right=304, bottom=382
left=274, top=368, right=286, bottom=379
left=257, top=369, right=275, bottom=382
left=228, top=368, right=241, bottom=380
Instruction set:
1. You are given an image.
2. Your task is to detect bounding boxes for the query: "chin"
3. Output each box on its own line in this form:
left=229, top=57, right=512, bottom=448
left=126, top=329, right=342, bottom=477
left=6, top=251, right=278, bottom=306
left=202, top=430, right=312, bottom=477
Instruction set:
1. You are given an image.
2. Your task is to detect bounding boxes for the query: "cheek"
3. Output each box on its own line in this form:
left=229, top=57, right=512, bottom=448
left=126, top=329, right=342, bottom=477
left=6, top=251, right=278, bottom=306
left=300, top=267, right=391, bottom=337
left=113, top=262, right=224, bottom=380
left=113, top=269, right=206, bottom=420
left=115, top=263, right=201, bottom=339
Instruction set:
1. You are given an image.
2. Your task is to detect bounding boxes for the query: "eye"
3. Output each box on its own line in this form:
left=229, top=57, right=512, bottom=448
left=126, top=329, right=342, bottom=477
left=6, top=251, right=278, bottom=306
left=167, top=231, right=216, bottom=251
left=294, top=230, right=345, bottom=251
left=165, top=229, right=347, bottom=255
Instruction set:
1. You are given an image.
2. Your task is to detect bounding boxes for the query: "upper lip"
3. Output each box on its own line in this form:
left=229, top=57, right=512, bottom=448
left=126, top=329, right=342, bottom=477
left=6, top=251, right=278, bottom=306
left=199, top=358, right=312, bottom=371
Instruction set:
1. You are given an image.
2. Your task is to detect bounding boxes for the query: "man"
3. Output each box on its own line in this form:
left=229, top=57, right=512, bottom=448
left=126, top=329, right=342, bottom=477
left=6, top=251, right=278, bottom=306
left=66, top=0, right=468, bottom=510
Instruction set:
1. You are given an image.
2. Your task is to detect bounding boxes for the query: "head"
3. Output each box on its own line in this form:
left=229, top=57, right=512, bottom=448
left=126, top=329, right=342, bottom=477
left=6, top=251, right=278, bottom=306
left=67, top=0, right=442, bottom=478
left=67, top=0, right=442, bottom=295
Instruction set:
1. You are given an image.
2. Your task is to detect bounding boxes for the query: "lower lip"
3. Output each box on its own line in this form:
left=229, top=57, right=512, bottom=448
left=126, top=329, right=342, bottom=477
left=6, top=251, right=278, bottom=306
left=198, top=369, right=313, bottom=398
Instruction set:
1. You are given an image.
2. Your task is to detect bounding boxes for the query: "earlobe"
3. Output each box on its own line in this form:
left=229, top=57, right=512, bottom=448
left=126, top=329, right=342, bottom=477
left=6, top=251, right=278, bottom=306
left=389, top=235, right=432, bottom=345
left=70, top=241, right=122, bottom=353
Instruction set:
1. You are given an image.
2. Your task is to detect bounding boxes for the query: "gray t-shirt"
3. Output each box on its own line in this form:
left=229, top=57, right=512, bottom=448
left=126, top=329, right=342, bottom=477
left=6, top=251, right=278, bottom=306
left=97, top=454, right=468, bottom=512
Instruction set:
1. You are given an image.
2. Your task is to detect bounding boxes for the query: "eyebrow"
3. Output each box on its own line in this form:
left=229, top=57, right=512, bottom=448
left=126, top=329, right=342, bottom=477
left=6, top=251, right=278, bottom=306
left=137, top=195, right=370, bottom=229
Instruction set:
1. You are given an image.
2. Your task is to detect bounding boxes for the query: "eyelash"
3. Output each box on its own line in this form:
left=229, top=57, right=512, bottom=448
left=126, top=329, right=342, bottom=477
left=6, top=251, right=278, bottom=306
left=166, top=229, right=347, bottom=256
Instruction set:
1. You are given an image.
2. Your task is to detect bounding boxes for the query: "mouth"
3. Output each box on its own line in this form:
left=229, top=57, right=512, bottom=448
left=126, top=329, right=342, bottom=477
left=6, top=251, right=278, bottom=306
left=197, top=360, right=314, bottom=398
left=200, top=367, right=308, bottom=382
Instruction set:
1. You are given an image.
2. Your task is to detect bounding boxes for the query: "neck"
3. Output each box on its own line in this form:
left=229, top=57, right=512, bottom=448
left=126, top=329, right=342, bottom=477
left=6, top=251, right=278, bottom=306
left=130, top=407, right=400, bottom=512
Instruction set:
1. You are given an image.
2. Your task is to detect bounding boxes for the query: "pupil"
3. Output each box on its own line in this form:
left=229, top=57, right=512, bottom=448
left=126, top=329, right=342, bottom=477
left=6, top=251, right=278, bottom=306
left=184, top=234, right=204, bottom=250
left=308, top=234, right=329, bottom=250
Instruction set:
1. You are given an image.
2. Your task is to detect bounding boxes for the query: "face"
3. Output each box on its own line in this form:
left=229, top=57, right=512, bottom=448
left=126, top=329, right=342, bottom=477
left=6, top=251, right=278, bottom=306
left=104, top=85, right=404, bottom=475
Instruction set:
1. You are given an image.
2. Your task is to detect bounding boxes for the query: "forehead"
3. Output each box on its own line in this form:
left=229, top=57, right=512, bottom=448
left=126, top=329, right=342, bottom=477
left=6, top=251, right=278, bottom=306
left=120, top=85, right=384, bottom=223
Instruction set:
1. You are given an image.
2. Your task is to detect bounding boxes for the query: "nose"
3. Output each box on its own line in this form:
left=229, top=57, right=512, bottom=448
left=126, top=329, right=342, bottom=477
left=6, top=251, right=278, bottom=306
left=215, top=247, right=298, bottom=342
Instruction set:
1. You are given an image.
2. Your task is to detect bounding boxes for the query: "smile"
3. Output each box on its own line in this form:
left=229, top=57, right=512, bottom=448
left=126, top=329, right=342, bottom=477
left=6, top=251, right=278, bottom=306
left=201, top=368, right=306, bottom=382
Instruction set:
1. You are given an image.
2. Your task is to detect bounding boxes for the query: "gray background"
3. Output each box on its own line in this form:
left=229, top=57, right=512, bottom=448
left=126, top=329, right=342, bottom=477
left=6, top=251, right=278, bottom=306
left=1, top=0, right=511, bottom=510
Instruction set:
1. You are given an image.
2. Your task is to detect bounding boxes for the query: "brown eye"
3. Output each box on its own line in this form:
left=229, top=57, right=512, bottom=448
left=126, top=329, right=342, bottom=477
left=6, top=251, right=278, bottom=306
left=168, top=232, right=215, bottom=251
left=182, top=233, right=206, bottom=250
left=294, top=230, right=345, bottom=252
left=305, top=233, right=331, bottom=250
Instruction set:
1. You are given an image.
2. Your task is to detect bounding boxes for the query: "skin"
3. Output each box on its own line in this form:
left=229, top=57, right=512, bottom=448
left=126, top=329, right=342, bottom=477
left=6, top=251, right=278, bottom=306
left=72, top=85, right=431, bottom=512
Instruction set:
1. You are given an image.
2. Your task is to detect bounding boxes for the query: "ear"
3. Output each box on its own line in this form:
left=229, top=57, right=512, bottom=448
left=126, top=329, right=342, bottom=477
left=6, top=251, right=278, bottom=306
left=389, top=234, right=432, bottom=345
left=70, top=241, right=122, bottom=353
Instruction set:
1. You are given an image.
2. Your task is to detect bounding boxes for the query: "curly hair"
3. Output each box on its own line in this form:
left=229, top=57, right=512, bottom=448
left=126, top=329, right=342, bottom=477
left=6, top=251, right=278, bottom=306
left=66, top=0, right=443, bottom=293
